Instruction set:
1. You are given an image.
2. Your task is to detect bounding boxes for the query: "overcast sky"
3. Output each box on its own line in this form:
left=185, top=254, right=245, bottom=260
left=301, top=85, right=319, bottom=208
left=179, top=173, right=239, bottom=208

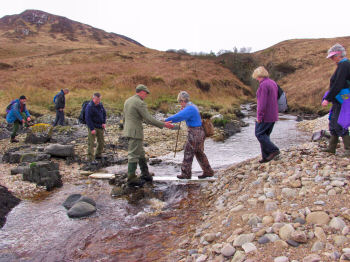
left=1, top=0, right=350, bottom=53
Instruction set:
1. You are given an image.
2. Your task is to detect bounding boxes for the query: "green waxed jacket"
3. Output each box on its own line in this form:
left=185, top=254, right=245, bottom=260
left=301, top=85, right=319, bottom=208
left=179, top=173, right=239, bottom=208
left=123, top=95, right=164, bottom=139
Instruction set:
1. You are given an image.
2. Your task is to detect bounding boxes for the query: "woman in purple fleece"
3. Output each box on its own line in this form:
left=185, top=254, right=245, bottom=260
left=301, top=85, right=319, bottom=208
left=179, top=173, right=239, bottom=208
left=252, top=66, right=280, bottom=163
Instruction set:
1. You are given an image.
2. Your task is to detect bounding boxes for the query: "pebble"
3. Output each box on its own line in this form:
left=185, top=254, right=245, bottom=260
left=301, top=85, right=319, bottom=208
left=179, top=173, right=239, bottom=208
left=313, top=200, right=325, bottom=206
left=334, top=235, right=348, bottom=246
left=231, top=250, right=245, bottom=262
left=286, top=239, right=300, bottom=247
left=258, top=236, right=270, bottom=244
left=265, top=201, right=278, bottom=211
left=302, top=254, right=321, bottom=262
left=231, top=205, right=244, bottom=212
left=329, top=217, right=346, bottom=231
left=274, top=256, right=289, bottom=262
left=306, top=211, right=330, bottom=225
left=279, top=224, right=295, bottom=240
left=196, top=255, right=207, bottom=262
left=233, top=233, right=255, bottom=247
left=314, top=227, right=326, bottom=242
left=291, top=230, right=307, bottom=243
left=220, top=243, right=235, bottom=257
left=241, top=242, right=257, bottom=254
left=311, top=241, right=324, bottom=252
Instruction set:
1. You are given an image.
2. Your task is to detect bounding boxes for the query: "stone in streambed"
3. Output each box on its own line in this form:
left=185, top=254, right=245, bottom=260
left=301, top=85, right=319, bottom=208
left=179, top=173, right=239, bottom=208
left=67, top=201, right=96, bottom=218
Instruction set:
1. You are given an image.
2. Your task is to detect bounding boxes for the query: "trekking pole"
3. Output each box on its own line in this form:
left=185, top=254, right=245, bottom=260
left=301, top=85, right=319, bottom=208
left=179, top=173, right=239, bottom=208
left=174, top=122, right=181, bottom=158
left=104, top=129, right=117, bottom=155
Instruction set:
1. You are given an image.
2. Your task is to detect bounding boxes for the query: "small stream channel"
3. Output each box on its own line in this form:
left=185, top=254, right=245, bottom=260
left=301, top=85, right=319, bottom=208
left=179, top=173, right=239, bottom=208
left=0, top=108, right=310, bottom=262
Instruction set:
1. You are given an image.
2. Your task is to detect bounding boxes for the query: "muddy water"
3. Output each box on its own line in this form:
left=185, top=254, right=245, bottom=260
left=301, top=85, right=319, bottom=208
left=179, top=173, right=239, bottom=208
left=0, top=110, right=310, bottom=262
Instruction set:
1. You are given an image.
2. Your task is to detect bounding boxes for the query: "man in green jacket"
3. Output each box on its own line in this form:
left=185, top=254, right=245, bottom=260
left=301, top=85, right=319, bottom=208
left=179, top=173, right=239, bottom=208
left=123, top=84, right=174, bottom=187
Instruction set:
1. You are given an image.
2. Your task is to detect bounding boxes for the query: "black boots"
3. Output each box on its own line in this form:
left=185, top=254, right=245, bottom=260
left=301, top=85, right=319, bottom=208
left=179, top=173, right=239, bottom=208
left=127, top=162, right=144, bottom=187
left=10, top=136, right=19, bottom=143
left=322, top=136, right=339, bottom=154
left=139, top=158, right=153, bottom=182
left=342, top=136, right=350, bottom=156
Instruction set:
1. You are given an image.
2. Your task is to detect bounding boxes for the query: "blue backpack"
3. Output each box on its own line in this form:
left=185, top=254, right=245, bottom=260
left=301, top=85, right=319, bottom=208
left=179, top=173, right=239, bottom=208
left=6, top=100, right=17, bottom=114
left=53, top=92, right=60, bottom=104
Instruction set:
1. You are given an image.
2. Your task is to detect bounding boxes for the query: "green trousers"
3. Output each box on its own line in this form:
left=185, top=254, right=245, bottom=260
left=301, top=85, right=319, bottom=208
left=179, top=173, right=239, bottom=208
left=88, top=128, right=104, bottom=160
left=11, top=112, right=27, bottom=138
left=127, top=138, right=145, bottom=163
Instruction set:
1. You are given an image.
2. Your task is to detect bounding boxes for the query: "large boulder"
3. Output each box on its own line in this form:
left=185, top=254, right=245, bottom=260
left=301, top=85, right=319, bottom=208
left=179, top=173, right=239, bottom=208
left=23, top=161, right=62, bottom=191
left=25, top=123, right=53, bottom=144
left=223, top=121, right=241, bottom=138
left=63, top=194, right=97, bottom=218
left=44, top=144, right=74, bottom=157
left=3, top=150, right=50, bottom=164
left=0, top=185, right=20, bottom=228
left=63, top=194, right=96, bottom=210
left=67, top=202, right=96, bottom=218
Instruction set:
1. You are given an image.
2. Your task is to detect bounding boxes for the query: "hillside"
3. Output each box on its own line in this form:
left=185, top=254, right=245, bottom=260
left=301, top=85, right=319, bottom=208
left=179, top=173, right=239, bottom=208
left=254, top=37, right=350, bottom=114
left=0, top=10, right=252, bottom=117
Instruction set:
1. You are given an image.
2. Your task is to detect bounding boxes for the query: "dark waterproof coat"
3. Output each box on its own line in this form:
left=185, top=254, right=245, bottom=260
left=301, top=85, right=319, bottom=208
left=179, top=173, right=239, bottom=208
left=85, top=101, right=106, bottom=131
left=325, top=59, right=350, bottom=103
left=55, top=90, right=65, bottom=110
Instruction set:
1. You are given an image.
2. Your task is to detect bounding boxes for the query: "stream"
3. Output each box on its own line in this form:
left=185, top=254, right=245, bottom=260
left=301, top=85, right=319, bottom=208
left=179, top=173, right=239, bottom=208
left=0, top=109, right=310, bottom=262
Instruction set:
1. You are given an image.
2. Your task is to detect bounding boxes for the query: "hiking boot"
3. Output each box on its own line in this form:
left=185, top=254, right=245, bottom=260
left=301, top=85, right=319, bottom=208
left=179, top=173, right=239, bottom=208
left=91, top=160, right=98, bottom=165
left=198, top=173, right=214, bottom=179
left=266, top=150, right=280, bottom=161
left=139, top=158, right=153, bottom=182
left=10, top=137, right=19, bottom=143
left=177, top=174, right=191, bottom=179
left=259, top=158, right=268, bottom=164
left=342, top=136, right=350, bottom=157
left=322, top=135, right=339, bottom=154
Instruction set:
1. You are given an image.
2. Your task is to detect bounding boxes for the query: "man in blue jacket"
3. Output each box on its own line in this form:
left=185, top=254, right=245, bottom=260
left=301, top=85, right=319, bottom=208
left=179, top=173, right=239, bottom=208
left=85, top=93, right=106, bottom=163
left=6, top=95, right=31, bottom=143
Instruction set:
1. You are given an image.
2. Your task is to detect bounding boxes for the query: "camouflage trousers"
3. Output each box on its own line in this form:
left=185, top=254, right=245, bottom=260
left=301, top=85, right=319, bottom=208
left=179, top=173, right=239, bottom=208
left=181, top=126, right=214, bottom=178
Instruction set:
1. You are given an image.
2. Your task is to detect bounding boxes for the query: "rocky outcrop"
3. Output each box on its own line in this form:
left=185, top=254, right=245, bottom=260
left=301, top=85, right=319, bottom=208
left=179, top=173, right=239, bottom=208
left=0, top=185, right=20, bottom=228
left=23, top=161, right=62, bottom=191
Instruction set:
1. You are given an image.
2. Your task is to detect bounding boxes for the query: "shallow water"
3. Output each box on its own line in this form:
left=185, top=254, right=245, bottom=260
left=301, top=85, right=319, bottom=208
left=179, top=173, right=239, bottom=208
left=0, top=110, right=310, bottom=261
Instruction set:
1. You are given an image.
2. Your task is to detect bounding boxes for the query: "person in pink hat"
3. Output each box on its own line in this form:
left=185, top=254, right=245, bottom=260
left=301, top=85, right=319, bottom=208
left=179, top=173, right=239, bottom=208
left=322, top=43, right=350, bottom=155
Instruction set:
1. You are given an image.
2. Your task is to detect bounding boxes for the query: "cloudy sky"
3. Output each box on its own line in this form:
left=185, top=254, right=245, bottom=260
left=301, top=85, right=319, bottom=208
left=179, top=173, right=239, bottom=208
left=1, top=0, right=350, bottom=53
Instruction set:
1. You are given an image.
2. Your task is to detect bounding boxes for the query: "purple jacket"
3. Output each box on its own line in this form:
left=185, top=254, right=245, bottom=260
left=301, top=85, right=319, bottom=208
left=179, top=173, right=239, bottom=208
left=256, top=78, right=279, bottom=122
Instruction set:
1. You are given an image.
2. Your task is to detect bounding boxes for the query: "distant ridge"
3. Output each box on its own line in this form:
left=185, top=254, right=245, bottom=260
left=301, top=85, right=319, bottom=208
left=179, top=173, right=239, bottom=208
left=0, top=9, right=143, bottom=47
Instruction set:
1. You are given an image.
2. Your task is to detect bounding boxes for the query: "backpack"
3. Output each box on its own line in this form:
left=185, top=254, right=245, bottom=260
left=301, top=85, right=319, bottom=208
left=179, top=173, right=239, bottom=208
left=202, top=118, right=214, bottom=137
left=277, top=85, right=288, bottom=113
left=53, top=92, right=60, bottom=104
left=78, top=101, right=90, bottom=124
left=6, top=100, right=17, bottom=114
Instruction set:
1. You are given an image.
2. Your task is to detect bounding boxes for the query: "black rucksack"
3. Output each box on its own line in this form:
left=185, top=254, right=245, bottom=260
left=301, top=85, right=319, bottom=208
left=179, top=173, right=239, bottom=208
left=78, top=101, right=90, bottom=124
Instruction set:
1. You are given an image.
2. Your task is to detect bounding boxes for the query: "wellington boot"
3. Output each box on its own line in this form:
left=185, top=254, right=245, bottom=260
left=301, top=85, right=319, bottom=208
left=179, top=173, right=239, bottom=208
left=127, top=162, right=144, bottom=187
left=342, top=136, right=350, bottom=157
left=10, top=137, right=19, bottom=143
left=139, top=158, right=153, bottom=182
left=322, top=136, right=338, bottom=154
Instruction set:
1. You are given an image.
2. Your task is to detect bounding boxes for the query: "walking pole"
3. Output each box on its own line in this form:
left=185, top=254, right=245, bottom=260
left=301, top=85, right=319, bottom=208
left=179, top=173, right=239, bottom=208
left=174, top=122, right=181, bottom=157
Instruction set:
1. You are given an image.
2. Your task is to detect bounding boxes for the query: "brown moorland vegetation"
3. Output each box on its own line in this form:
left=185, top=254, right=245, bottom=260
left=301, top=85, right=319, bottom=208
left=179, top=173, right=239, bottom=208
left=0, top=10, right=252, bottom=118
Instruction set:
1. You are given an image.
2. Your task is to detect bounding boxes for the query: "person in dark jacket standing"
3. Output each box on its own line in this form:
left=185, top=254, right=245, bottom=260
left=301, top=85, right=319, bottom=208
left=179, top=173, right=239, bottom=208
left=252, top=66, right=280, bottom=163
left=53, top=88, right=69, bottom=126
left=6, top=95, right=31, bottom=143
left=322, top=44, right=350, bottom=155
left=85, top=93, right=106, bottom=163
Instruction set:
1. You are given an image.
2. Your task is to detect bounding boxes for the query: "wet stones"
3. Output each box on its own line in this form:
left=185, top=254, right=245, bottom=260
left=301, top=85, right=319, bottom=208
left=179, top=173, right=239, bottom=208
left=23, top=161, right=62, bottom=191
left=44, top=144, right=74, bottom=157
left=4, top=150, right=50, bottom=164
left=63, top=194, right=96, bottom=218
